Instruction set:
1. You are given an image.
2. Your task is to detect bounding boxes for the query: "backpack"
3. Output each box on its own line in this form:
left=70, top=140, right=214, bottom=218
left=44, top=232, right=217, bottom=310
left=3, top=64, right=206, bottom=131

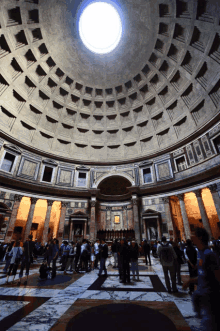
left=160, top=243, right=174, bottom=263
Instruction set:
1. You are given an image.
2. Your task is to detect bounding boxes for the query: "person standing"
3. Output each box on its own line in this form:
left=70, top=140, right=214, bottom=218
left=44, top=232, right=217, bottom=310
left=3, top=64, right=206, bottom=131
left=64, top=242, right=76, bottom=273
left=111, top=239, right=118, bottom=268
left=75, top=240, right=81, bottom=272
left=183, top=227, right=220, bottom=331
left=94, top=239, right=100, bottom=269
left=19, top=234, right=35, bottom=284
left=90, top=242, right=95, bottom=270
left=184, top=239, right=198, bottom=295
left=130, top=240, right=139, bottom=281
left=143, top=240, right=151, bottom=266
left=3, top=242, right=14, bottom=273
left=60, top=241, right=70, bottom=271
left=118, top=238, right=130, bottom=284
left=157, top=236, right=178, bottom=293
left=6, top=241, right=23, bottom=284
left=172, top=241, right=183, bottom=285
left=98, top=239, right=108, bottom=277
left=48, top=238, right=59, bottom=278
left=179, top=240, right=186, bottom=262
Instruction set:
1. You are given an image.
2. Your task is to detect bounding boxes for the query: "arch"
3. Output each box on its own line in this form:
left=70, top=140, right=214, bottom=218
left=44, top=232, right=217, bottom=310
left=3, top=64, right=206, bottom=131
left=93, top=172, right=134, bottom=189
left=97, top=175, right=132, bottom=196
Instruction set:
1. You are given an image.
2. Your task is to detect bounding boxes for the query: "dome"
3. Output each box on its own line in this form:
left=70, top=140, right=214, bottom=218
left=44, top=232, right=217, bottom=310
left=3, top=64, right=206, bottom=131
left=1, top=0, right=220, bottom=163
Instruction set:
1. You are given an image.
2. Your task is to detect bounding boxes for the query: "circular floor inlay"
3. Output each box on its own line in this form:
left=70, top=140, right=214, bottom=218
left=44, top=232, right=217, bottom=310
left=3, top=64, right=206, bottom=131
left=79, top=2, right=122, bottom=54
left=66, top=303, right=177, bottom=331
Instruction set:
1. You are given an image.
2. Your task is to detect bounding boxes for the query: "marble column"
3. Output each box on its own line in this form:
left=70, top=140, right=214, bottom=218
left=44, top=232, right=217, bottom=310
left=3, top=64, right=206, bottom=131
left=106, top=206, right=111, bottom=230
left=69, top=221, right=73, bottom=241
left=157, top=217, right=162, bottom=241
left=132, top=197, right=141, bottom=243
left=84, top=221, right=87, bottom=239
left=90, top=200, right=96, bottom=242
left=194, top=189, right=212, bottom=238
left=176, top=194, right=191, bottom=240
left=57, top=201, right=68, bottom=246
left=122, top=206, right=127, bottom=229
left=162, top=197, right=176, bottom=241
left=23, top=197, right=38, bottom=242
left=5, top=194, right=23, bottom=243
left=207, top=184, right=220, bottom=222
left=41, top=200, right=54, bottom=245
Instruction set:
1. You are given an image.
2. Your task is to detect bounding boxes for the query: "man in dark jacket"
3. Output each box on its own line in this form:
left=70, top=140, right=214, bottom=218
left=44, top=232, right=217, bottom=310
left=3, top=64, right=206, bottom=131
left=19, top=234, right=35, bottom=284
left=143, top=240, right=151, bottom=266
left=98, top=239, right=108, bottom=276
left=118, top=238, right=130, bottom=284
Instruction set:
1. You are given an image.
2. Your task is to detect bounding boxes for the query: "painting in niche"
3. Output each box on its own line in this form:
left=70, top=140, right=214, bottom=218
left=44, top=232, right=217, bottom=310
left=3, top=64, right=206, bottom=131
left=114, top=215, right=120, bottom=223
left=74, top=224, right=83, bottom=235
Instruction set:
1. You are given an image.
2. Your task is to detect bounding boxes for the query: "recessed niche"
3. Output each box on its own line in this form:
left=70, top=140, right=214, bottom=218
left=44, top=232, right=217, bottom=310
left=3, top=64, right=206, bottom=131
left=105, top=88, right=113, bottom=95
left=209, top=33, right=220, bottom=65
left=0, top=106, right=15, bottom=129
left=0, top=34, right=11, bottom=58
left=9, top=58, right=23, bottom=80
left=140, top=84, right=150, bottom=99
left=55, top=68, right=64, bottom=80
left=29, top=104, right=42, bottom=124
left=106, top=100, right=115, bottom=109
left=14, top=30, right=28, bottom=49
left=82, top=99, right=92, bottom=108
left=190, top=26, right=205, bottom=52
left=46, top=57, right=56, bottom=70
left=27, top=9, right=39, bottom=24
left=174, top=116, right=188, bottom=137
left=47, top=78, right=57, bottom=94
left=7, top=7, right=22, bottom=27
left=59, top=87, right=69, bottom=101
left=141, top=64, right=151, bottom=77
left=0, top=74, right=9, bottom=95
left=158, top=22, right=169, bottom=37
left=155, top=39, right=164, bottom=54
left=65, top=77, right=73, bottom=88
left=166, top=100, right=182, bottom=121
left=38, top=43, right=48, bottom=57
left=181, top=50, right=193, bottom=74
left=65, top=108, right=77, bottom=121
left=52, top=101, right=63, bottom=111
left=125, top=80, right=132, bottom=91
left=24, top=49, right=37, bottom=67
left=94, top=101, right=103, bottom=109
left=133, top=106, right=143, bottom=120
left=35, top=65, right=47, bottom=82
left=134, top=74, right=142, bottom=83
left=196, top=0, right=214, bottom=23
left=85, top=86, right=93, bottom=95
left=150, top=74, right=161, bottom=90
left=95, top=89, right=103, bottom=97
left=38, top=90, right=50, bottom=108
left=195, top=62, right=208, bottom=90
left=140, top=136, right=153, bottom=151
left=170, top=70, right=184, bottom=92
left=181, top=84, right=201, bottom=109
left=191, top=100, right=206, bottom=125
left=176, top=0, right=191, bottom=19
left=31, top=28, right=43, bottom=42
left=115, top=85, right=123, bottom=94
left=173, top=23, right=187, bottom=43
left=120, top=111, right=130, bottom=123
left=13, top=90, right=26, bottom=112
left=24, top=76, right=36, bottom=96
left=137, top=120, right=148, bottom=136
left=152, top=112, right=164, bottom=130
left=128, top=92, right=137, bottom=103
left=159, top=4, right=170, bottom=17
left=209, top=79, right=220, bottom=108
left=71, top=94, right=80, bottom=105
left=167, top=44, right=179, bottom=63
left=145, top=97, right=158, bottom=114
left=149, top=53, right=160, bottom=68
left=118, top=97, right=126, bottom=108
left=157, top=128, right=170, bottom=146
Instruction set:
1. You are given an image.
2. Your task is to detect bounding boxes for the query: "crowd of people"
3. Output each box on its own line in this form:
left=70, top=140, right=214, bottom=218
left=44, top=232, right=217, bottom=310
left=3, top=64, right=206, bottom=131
left=1, top=230, right=220, bottom=330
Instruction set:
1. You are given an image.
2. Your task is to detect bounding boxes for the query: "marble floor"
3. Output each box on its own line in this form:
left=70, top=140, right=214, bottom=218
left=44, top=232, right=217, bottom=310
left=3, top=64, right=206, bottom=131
left=0, top=255, right=203, bottom=330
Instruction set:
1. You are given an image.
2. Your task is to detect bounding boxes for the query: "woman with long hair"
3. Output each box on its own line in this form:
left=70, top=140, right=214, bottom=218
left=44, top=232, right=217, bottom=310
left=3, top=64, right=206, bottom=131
left=6, top=241, right=23, bottom=284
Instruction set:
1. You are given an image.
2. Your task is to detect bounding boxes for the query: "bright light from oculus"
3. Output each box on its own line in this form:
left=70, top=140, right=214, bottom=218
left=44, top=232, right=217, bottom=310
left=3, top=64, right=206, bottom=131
left=79, top=2, right=122, bottom=54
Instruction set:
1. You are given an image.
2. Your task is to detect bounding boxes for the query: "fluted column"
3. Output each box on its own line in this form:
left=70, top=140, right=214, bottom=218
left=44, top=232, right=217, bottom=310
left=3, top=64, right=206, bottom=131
left=90, top=200, right=96, bottom=241
left=69, top=221, right=73, bottom=241
left=23, top=197, right=38, bottom=241
left=106, top=206, right=111, bottom=230
left=194, top=189, right=212, bottom=238
left=42, top=200, right=54, bottom=245
left=208, top=184, right=220, bottom=222
left=132, top=196, right=141, bottom=243
left=176, top=194, right=191, bottom=240
left=157, top=217, right=162, bottom=241
left=122, top=205, right=127, bottom=229
left=57, top=201, right=68, bottom=245
left=5, top=194, right=23, bottom=243
left=162, top=197, right=176, bottom=241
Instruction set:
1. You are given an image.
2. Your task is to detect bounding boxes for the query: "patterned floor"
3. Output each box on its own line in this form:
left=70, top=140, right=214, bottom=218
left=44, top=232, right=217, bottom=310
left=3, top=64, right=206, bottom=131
left=0, top=255, right=202, bottom=330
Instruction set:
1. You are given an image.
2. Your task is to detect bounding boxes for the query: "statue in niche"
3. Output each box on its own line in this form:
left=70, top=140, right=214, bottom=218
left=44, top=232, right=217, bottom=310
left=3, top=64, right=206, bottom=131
left=149, top=227, right=158, bottom=240
left=75, top=225, right=82, bottom=235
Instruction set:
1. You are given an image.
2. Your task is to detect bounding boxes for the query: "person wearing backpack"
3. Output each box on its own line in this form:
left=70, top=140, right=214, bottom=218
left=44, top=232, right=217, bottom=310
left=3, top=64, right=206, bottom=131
left=157, top=236, right=178, bottom=293
left=184, top=239, right=198, bottom=295
left=6, top=241, right=23, bottom=284
left=183, top=227, right=220, bottom=331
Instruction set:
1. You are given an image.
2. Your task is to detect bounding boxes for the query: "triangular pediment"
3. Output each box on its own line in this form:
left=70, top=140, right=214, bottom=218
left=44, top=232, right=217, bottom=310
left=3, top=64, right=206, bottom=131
left=42, top=159, right=58, bottom=166
left=4, top=144, right=22, bottom=154
left=76, top=165, right=90, bottom=171
left=142, top=208, right=160, bottom=215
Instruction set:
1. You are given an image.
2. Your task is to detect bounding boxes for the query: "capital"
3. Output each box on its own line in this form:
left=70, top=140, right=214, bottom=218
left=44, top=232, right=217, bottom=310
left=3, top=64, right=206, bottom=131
left=61, top=201, right=69, bottom=208
left=194, top=189, right=202, bottom=198
left=207, top=184, right=218, bottom=193
left=14, top=194, right=23, bottom=202
left=91, top=201, right=96, bottom=207
left=106, top=206, right=111, bottom=210
left=176, top=194, right=185, bottom=201
left=123, top=205, right=128, bottom=210
left=132, top=198, right=138, bottom=205
left=47, top=200, right=54, bottom=207
left=162, top=197, right=169, bottom=204
left=30, top=197, right=38, bottom=204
